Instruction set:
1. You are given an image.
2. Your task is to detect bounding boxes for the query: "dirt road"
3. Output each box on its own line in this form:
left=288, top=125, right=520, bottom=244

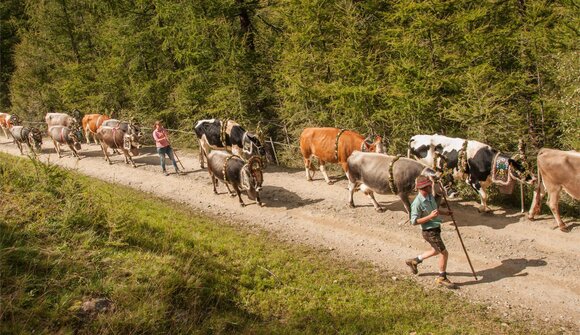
left=2, top=139, right=578, bottom=332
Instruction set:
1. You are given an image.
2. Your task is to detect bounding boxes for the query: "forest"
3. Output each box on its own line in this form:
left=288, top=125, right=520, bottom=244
left=1, top=0, right=579, bottom=156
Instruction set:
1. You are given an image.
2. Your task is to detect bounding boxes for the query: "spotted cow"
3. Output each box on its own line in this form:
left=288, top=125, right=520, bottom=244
left=408, top=134, right=535, bottom=212
left=194, top=119, right=266, bottom=168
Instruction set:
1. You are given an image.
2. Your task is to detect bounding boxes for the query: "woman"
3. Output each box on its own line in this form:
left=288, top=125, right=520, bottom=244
left=152, top=121, right=182, bottom=176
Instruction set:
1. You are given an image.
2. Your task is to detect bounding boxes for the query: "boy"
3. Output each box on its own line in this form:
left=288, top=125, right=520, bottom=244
left=405, top=176, right=457, bottom=289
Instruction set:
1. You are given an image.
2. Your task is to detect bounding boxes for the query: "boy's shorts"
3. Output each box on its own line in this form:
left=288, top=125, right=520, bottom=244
left=422, top=227, right=446, bottom=252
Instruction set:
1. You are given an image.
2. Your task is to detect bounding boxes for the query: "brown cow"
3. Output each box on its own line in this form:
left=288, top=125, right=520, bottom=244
left=82, top=113, right=110, bottom=144
left=0, top=113, right=19, bottom=139
left=299, top=127, right=385, bottom=184
left=96, top=121, right=142, bottom=167
left=528, top=148, right=580, bottom=232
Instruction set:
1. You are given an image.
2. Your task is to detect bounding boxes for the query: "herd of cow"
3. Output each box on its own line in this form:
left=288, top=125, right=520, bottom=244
left=0, top=111, right=578, bottom=232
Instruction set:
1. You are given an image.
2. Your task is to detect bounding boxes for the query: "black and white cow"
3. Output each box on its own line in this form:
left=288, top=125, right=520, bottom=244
left=10, top=126, right=43, bottom=155
left=194, top=119, right=266, bottom=168
left=408, top=134, right=535, bottom=212
left=347, top=151, right=442, bottom=213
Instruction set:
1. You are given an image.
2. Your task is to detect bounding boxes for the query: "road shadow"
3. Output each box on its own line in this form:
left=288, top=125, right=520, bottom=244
left=420, top=258, right=547, bottom=286
left=262, top=185, right=324, bottom=209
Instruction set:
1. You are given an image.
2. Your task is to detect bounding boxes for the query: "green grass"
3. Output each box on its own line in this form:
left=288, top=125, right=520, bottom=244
left=0, top=153, right=554, bottom=334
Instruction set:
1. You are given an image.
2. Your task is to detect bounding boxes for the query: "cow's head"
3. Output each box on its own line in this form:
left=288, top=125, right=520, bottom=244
left=241, top=156, right=264, bottom=203
left=127, top=122, right=143, bottom=149
left=363, top=135, right=386, bottom=154
left=508, top=156, right=536, bottom=185
left=242, top=132, right=266, bottom=158
left=28, top=127, right=43, bottom=152
left=68, top=129, right=82, bottom=150
left=7, top=114, right=20, bottom=127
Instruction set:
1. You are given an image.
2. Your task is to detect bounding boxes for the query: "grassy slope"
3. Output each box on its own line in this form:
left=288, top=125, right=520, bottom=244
left=0, top=153, right=550, bottom=334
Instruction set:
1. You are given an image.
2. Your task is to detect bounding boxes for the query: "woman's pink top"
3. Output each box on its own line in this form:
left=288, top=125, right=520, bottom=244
left=153, top=128, right=170, bottom=148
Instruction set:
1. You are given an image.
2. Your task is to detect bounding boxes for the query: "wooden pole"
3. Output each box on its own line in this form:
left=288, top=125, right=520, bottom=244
left=438, top=181, right=478, bottom=280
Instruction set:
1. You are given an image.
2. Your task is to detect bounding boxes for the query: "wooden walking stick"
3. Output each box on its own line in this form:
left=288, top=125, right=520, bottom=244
left=172, top=148, right=185, bottom=171
left=438, top=181, right=478, bottom=280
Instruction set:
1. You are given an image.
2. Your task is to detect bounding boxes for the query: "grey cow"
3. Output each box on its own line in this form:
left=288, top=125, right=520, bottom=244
left=206, top=151, right=264, bottom=207
left=347, top=151, right=441, bottom=213
left=48, top=125, right=82, bottom=158
left=10, top=126, right=43, bottom=156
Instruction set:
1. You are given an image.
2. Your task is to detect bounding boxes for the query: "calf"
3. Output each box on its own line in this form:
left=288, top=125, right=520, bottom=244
left=194, top=119, right=266, bottom=168
left=96, top=121, right=141, bottom=167
left=528, top=148, right=580, bottom=232
left=300, top=127, right=385, bottom=184
left=82, top=113, right=110, bottom=144
left=408, top=134, right=535, bottom=212
left=10, top=126, right=43, bottom=156
left=0, top=113, right=19, bottom=139
left=347, top=151, right=440, bottom=213
left=206, top=151, right=264, bottom=207
left=48, top=126, right=82, bottom=158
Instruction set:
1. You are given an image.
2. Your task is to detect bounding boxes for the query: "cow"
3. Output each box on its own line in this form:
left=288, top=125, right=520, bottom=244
left=45, top=112, right=78, bottom=128
left=194, top=119, right=266, bottom=169
left=299, top=127, right=385, bottom=184
left=82, top=113, right=110, bottom=144
left=528, top=148, right=580, bottom=232
left=408, top=134, right=535, bottom=212
left=347, top=151, right=442, bottom=213
left=206, top=151, right=264, bottom=207
left=0, top=113, right=19, bottom=139
left=9, top=126, right=43, bottom=156
left=96, top=120, right=142, bottom=167
left=48, top=125, right=82, bottom=158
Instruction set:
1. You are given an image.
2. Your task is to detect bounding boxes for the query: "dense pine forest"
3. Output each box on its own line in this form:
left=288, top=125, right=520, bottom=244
left=1, top=0, right=578, bottom=155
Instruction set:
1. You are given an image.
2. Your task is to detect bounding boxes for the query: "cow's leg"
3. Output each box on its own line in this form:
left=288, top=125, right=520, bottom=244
left=1, top=126, right=9, bottom=139
left=68, top=143, right=80, bottom=159
left=399, top=193, right=411, bottom=215
left=16, top=141, right=24, bottom=155
left=100, top=143, right=112, bottom=164
left=475, top=179, right=493, bottom=213
left=545, top=187, right=567, bottom=232
left=304, top=157, right=314, bottom=181
left=528, top=183, right=544, bottom=220
left=199, top=138, right=212, bottom=169
left=361, top=184, right=383, bottom=212
left=225, top=183, right=236, bottom=197
left=319, top=161, right=332, bottom=184
left=234, top=185, right=245, bottom=207
left=84, top=126, right=91, bottom=144
left=348, top=180, right=357, bottom=208
left=52, top=139, right=62, bottom=158
left=210, top=173, right=218, bottom=194
left=124, top=149, right=137, bottom=168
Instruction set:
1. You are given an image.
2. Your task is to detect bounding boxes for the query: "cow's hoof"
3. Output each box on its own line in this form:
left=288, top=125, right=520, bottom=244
left=229, top=193, right=236, bottom=197
left=477, top=206, right=491, bottom=213
left=240, top=203, right=246, bottom=207
left=349, top=203, right=355, bottom=208
left=326, top=181, right=334, bottom=185
left=376, top=207, right=385, bottom=213
left=258, top=202, right=264, bottom=207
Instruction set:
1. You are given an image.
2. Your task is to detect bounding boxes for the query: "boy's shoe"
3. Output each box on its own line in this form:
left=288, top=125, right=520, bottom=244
left=435, top=276, right=458, bottom=289
left=405, top=258, right=419, bottom=275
